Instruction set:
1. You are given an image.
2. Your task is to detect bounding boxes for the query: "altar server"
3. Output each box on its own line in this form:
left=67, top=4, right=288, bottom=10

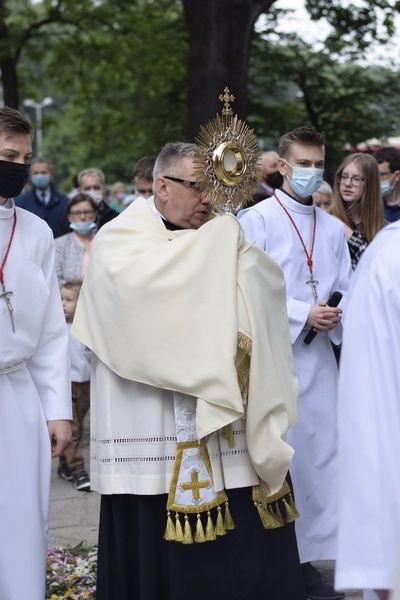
left=0, top=106, right=71, bottom=600
left=238, top=125, right=352, bottom=600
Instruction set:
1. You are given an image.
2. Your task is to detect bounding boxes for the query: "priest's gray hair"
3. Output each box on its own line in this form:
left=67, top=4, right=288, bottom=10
left=153, top=142, right=196, bottom=192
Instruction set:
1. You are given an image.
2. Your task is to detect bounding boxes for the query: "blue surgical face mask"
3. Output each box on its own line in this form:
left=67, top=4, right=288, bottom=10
left=31, top=173, right=50, bottom=189
left=284, top=160, right=324, bottom=198
left=69, top=220, right=97, bottom=234
left=381, top=179, right=395, bottom=198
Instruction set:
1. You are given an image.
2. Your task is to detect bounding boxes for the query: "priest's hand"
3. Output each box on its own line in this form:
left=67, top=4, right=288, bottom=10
left=48, top=420, right=72, bottom=458
left=307, top=302, right=342, bottom=333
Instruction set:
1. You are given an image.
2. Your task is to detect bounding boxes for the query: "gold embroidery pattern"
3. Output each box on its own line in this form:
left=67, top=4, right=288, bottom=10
left=164, top=440, right=235, bottom=544
left=167, top=441, right=227, bottom=514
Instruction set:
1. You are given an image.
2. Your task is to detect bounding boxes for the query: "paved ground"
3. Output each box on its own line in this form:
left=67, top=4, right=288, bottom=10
left=48, top=427, right=363, bottom=599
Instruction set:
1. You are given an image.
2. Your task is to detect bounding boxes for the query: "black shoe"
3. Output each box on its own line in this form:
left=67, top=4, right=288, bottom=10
left=57, top=464, right=73, bottom=481
left=302, top=563, right=345, bottom=600
left=72, top=470, right=91, bottom=492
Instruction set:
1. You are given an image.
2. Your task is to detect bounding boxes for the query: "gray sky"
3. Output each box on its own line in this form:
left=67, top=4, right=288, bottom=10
left=259, top=0, right=400, bottom=67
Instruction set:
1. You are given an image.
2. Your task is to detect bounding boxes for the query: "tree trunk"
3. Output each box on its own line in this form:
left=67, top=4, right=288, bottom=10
left=0, top=0, right=19, bottom=109
left=182, top=0, right=275, bottom=141
left=0, top=56, right=19, bottom=109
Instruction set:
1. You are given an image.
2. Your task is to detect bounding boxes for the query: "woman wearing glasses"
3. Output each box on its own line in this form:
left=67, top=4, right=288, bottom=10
left=55, top=193, right=98, bottom=284
left=331, top=153, right=386, bottom=269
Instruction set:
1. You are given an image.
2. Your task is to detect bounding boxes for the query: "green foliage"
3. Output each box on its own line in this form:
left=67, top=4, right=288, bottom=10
left=1, top=0, right=400, bottom=187
left=248, top=28, right=400, bottom=180
left=305, top=0, right=400, bottom=55
left=2, top=0, right=187, bottom=185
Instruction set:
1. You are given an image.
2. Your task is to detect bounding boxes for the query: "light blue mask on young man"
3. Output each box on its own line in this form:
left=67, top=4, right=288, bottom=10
left=381, top=179, right=395, bottom=198
left=284, top=160, right=324, bottom=198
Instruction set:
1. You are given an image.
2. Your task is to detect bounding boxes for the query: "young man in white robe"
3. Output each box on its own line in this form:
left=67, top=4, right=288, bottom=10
left=238, top=126, right=353, bottom=600
left=72, top=142, right=308, bottom=600
left=335, top=220, right=400, bottom=600
left=0, top=106, right=71, bottom=600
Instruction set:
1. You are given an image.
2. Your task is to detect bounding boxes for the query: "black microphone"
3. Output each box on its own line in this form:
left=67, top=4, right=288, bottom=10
left=303, top=291, right=343, bottom=345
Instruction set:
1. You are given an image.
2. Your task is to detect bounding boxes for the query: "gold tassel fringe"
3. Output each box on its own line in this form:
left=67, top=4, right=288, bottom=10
left=165, top=502, right=235, bottom=544
left=194, top=513, right=206, bottom=543
left=252, top=478, right=300, bottom=530
left=254, top=501, right=282, bottom=529
left=215, top=505, right=226, bottom=536
left=164, top=510, right=176, bottom=541
left=175, top=512, right=184, bottom=542
left=183, top=514, right=193, bottom=544
left=224, top=501, right=235, bottom=530
left=165, top=482, right=299, bottom=542
left=205, top=510, right=216, bottom=541
left=283, top=494, right=300, bottom=522
left=273, top=502, right=285, bottom=527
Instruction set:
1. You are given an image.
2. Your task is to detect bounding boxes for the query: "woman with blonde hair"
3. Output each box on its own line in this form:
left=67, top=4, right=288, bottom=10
left=108, top=181, right=127, bottom=212
left=331, top=152, right=386, bottom=268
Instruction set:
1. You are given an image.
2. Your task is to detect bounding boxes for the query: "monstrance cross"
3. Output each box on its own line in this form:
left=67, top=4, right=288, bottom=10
left=219, top=87, right=235, bottom=116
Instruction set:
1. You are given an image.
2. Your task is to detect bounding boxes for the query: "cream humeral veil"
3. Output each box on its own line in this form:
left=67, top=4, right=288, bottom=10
left=72, top=197, right=298, bottom=499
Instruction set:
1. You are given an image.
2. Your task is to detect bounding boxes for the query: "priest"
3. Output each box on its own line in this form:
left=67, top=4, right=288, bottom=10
left=0, top=106, right=71, bottom=600
left=238, top=125, right=353, bottom=600
left=335, top=220, right=400, bottom=600
left=72, top=140, right=307, bottom=599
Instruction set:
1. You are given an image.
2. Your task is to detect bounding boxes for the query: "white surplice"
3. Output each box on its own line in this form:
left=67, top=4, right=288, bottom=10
left=0, top=201, right=71, bottom=600
left=335, top=221, right=400, bottom=598
left=238, top=189, right=353, bottom=562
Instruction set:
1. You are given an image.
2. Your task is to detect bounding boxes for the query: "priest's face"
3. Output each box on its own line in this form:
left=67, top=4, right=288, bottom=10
left=155, top=156, right=212, bottom=229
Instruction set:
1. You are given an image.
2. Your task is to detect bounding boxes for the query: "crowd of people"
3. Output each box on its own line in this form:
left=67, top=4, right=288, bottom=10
left=1, top=102, right=400, bottom=600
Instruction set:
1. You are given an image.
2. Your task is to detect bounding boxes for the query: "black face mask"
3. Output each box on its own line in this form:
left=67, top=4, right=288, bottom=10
left=265, top=170, right=284, bottom=189
left=0, top=160, right=30, bottom=200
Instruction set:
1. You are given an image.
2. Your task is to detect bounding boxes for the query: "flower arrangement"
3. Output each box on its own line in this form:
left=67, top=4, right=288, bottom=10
left=46, top=544, right=97, bottom=599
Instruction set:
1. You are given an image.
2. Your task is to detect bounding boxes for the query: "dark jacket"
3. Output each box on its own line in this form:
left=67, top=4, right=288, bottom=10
left=97, top=201, right=119, bottom=229
left=16, top=185, right=69, bottom=238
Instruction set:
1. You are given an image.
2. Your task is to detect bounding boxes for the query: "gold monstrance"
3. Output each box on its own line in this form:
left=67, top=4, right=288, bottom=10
left=193, top=87, right=261, bottom=213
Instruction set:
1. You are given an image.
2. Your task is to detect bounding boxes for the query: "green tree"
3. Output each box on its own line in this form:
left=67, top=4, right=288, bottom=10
left=48, top=0, right=186, bottom=183
left=1, top=0, right=399, bottom=183
left=0, top=0, right=90, bottom=108
left=10, top=0, right=187, bottom=183
left=248, top=33, right=400, bottom=179
left=305, top=0, right=400, bottom=56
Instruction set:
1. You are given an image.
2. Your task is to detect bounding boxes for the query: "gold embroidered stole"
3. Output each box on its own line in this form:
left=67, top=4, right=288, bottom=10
left=165, top=392, right=234, bottom=544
